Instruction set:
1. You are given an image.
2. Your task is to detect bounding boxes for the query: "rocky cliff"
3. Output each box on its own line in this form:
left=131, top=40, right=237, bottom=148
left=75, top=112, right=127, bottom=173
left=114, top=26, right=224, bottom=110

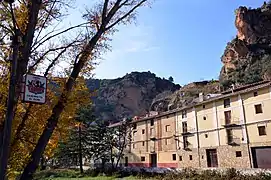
left=87, top=72, right=220, bottom=122
left=87, top=72, right=181, bottom=122
left=220, top=2, right=271, bottom=90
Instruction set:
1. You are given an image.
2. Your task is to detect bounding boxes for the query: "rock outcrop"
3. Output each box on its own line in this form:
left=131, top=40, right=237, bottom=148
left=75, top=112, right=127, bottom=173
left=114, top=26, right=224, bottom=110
left=87, top=72, right=181, bottom=122
left=220, top=2, right=271, bottom=90
left=87, top=72, right=219, bottom=122
left=150, top=80, right=220, bottom=112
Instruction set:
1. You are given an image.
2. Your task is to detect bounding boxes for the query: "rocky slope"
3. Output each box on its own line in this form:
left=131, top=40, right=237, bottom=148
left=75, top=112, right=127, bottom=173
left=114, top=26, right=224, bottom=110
left=86, top=72, right=220, bottom=122
left=220, top=2, right=271, bottom=90
left=87, top=72, right=181, bottom=122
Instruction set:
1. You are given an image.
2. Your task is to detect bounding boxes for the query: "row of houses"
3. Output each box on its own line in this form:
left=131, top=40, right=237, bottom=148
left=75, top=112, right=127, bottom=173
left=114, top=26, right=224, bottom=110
left=111, top=81, right=271, bottom=169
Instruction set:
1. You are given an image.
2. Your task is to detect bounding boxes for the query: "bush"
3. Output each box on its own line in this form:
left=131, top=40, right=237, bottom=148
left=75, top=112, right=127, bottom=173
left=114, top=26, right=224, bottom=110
left=34, top=169, right=81, bottom=179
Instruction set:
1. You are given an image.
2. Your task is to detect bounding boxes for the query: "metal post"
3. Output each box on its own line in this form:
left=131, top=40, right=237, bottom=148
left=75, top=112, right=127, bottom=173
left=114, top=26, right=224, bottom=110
left=0, top=30, right=19, bottom=179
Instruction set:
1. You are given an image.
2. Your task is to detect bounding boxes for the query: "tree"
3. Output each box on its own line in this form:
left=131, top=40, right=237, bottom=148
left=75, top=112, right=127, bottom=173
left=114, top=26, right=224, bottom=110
left=168, top=76, right=174, bottom=83
left=0, top=0, right=149, bottom=179
left=19, top=1, right=149, bottom=179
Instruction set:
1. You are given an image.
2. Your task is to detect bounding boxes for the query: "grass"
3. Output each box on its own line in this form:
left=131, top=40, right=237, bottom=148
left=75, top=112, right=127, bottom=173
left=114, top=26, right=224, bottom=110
left=40, top=176, right=148, bottom=180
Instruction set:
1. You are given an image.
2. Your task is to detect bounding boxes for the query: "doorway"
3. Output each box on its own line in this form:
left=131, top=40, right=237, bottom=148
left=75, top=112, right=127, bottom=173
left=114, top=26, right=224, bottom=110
left=206, top=149, right=218, bottom=167
left=150, top=153, right=157, bottom=167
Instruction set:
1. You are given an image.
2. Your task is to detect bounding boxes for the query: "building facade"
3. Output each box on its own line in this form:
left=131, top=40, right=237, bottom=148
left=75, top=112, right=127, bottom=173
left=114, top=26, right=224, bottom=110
left=120, top=81, right=271, bottom=169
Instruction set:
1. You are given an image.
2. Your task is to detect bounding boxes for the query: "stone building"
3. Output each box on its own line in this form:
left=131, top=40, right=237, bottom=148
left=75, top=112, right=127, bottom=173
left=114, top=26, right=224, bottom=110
left=114, top=81, right=271, bottom=169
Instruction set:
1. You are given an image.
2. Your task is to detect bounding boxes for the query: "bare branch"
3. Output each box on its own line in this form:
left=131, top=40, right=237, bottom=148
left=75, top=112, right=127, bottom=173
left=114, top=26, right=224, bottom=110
left=31, top=22, right=88, bottom=52
left=101, top=0, right=109, bottom=23
left=105, top=0, right=147, bottom=31
left=33, top=0, right=58, bottom=47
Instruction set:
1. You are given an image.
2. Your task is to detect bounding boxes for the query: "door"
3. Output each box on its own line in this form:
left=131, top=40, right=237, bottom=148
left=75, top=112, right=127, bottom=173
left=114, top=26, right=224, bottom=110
left=150, top=154, right=157, bottom=167
left=206, top=149, right=218, bottom=167
left=252, top=147, right=271, bottom=168
left=182, top=122, right=187, bottom=133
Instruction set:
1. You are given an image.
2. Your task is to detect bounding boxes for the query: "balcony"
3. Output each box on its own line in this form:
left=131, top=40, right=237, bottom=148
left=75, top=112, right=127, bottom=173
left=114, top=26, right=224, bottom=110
left=181, top=127, right=195, bottom=136
left=222, top=117, right=242, bottom=128
left=183, top=142, right=192, bottom=151
left=226, top=135, right=241, bottom=146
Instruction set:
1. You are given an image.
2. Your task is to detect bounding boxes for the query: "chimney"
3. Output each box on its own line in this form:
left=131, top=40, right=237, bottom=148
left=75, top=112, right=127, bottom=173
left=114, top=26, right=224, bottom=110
left=199, top=92, right=204, bottom=102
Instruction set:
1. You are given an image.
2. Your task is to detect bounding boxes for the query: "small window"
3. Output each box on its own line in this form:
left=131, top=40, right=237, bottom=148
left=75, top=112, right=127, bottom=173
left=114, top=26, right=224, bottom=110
left=141, top=156, right=145, bottom=161
left=224, top=98, right=230, bottom=108
left=133, top=123, right=137, bottom=129
left=150, top=119, right=154, bottom=126
left=203, top=105, right=205, bottom=108
left=205, top=134, right=208, bottom=138
left=142, top=129, right=145, bottom=134
left=258, top=126, right=267, bottom=136
left=133, top=143, right=135, bottom=149
left=202, top=155, right=204, bottom=159
left=167, top=115, right=169, bottom=118
left=179, top=156, right=182, bottom=161
left=189, top=155, right=193, bottom=160
left=172, top=154, right=176, bottom=161
left=182, top=110, right=187, bottom=119
left=254, top=91, right=258, bottom=97
left=236, top=151, right=242, bottom=157
left=203, top=116, right=207, bottom=120
left=255, top=104, right=263, bottom=114
left=165, top=125, right=171, bottom=132
left=142, top=141, right=145, bottom=146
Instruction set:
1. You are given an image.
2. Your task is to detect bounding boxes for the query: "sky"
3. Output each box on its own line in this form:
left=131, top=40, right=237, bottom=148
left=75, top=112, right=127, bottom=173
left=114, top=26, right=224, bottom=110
left=69, top=0, right=265, bottom=85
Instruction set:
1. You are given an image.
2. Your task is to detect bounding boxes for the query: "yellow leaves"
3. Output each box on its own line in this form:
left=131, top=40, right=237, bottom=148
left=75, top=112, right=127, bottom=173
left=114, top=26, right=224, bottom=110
left=5, top=76, right=91, bottom=174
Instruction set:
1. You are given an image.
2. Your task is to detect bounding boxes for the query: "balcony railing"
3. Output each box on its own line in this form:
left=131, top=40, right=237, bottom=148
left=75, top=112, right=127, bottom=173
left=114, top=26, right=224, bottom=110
left=222, top=117, right=242, bottom=128
left=226, top=135, right=240, bottom=145
left=181, top=127, right=195, bottom=136
left=183, top=141, right=192, bottom=150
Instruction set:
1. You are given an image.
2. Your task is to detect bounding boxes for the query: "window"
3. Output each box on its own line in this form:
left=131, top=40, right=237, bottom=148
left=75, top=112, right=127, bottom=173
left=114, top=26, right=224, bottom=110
left=150, top=119, right=154, bottom=126
left=142, top=141, right=145, bottom=146
left=224, top=98, right=230, bottom=108
left=254, top=91, right=258, bottom=97
left=165, top=125, right=171, bottom=132
left=165, top=138, right=171, bottom=145
left=189, top=155, right=193, bottom=160
left=203, top=116, right=207, bottom=120
left=224, top=111, right=232, bottom=124
left=183, top=136, right=188, bottom=149
left=203, top=105, right=206, bottom=108
left=172, top=154, right=176, bottom=161
left=167, top=115, right=169, bottom=118
left=142, top=129, right=145, bottom=134
left=141, top=156, right=145, bottom=161
left=182, top=110, right=187, bottom=119
left=258, top=126, right=267, bottom=136
left=236, top=151, right=242, bottom=157
left=255, top=104, right=263, bottom=114
left=133, top=123, right=137, bottom=129
left=205, top=134, right=208, bottom=138
left=133, top=143, right=136, bottom=149
left=179, top=156, right=182, bottom=161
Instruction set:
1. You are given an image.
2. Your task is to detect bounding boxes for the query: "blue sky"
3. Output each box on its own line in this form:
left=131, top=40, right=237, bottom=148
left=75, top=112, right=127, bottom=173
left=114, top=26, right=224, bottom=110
left=71, top=0, right=265, bottom=85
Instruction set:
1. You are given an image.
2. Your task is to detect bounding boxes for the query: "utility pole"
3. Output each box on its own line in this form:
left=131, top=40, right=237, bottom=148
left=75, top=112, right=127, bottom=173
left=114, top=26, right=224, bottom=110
left=0, top=0, right=20, bottom=176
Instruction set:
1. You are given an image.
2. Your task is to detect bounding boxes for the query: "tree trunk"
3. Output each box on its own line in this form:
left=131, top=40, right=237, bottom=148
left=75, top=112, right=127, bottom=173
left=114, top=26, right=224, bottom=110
left=0, top=32, right=20, bottom=180
left=19, top=32, right=103, bottom=180
left=78, top=124, right=83, bottom=174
